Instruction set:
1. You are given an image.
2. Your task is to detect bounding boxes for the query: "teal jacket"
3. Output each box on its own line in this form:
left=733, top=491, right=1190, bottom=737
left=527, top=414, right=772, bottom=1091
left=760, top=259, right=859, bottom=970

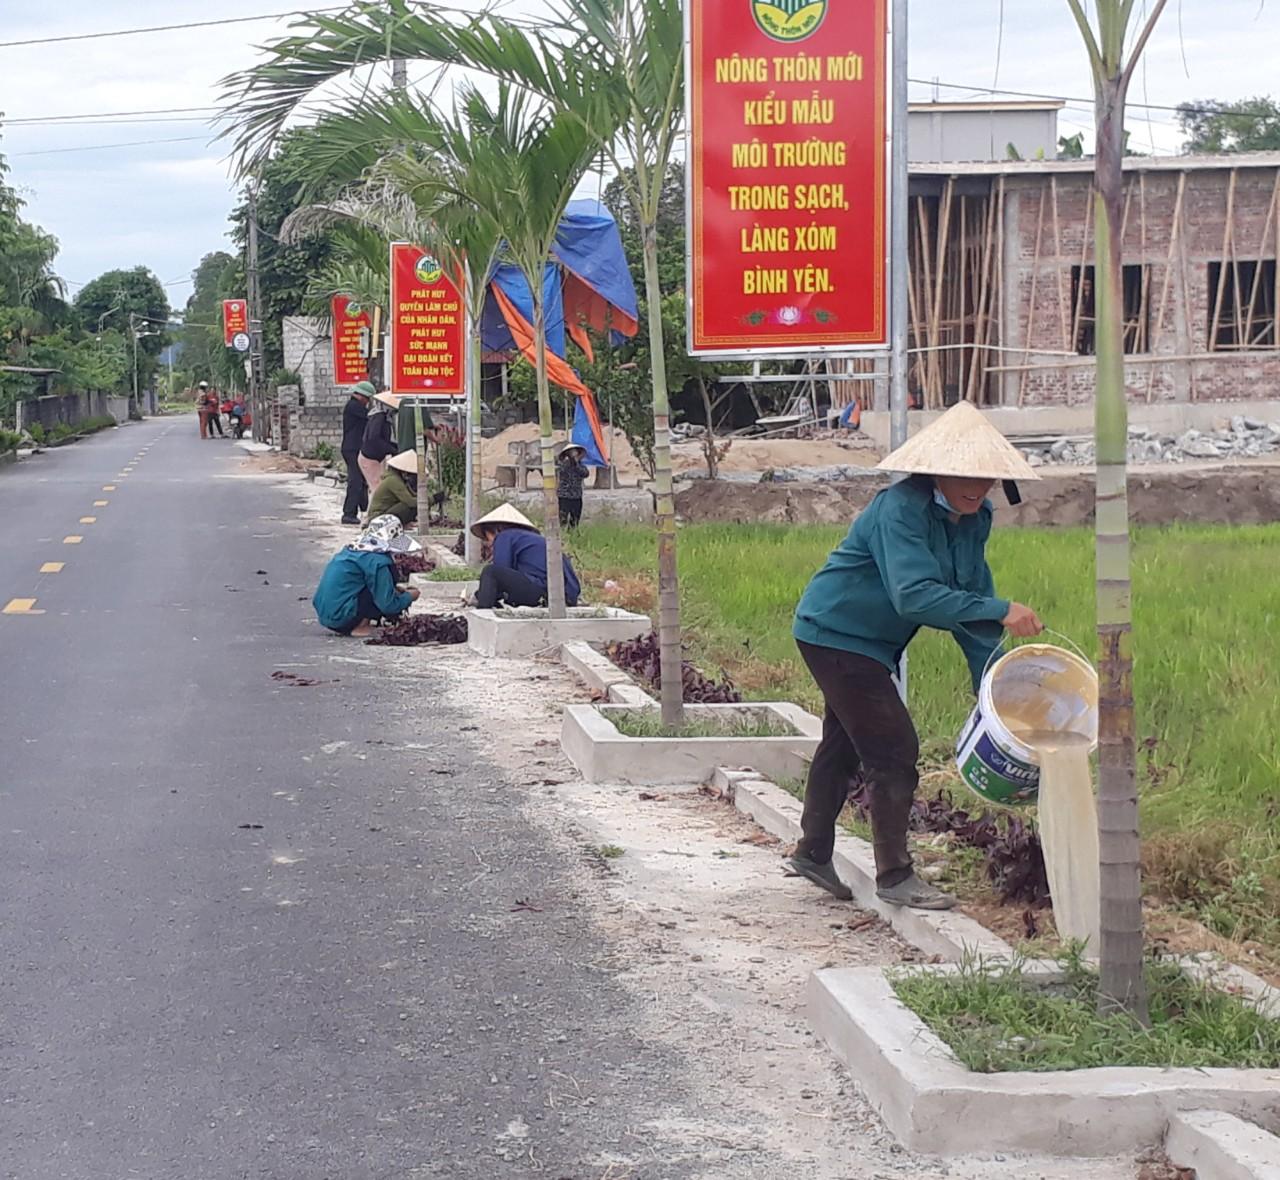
left=313, top=549, right=413, bottom=631
left=793, top=477, right=1009, bottom=691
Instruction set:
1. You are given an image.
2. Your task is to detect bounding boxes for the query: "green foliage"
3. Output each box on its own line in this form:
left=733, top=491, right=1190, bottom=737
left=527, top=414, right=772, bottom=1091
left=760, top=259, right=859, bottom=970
left=426, top=566, right=478, bottom=582
left=893, top=951, right=1280, bottom=1071
left=0, top=427, right=21, bottom=452
left=72, top=266, right=170, bottom=395
left=607, top=708, right=796, bottom=739
left=307, top=441, right=335, bottom=463
left=177, top=251, right=245, bottom=395
left=27, top=422, right=44, bottom=444
left=1178, top=95, right=1280, bottom=154
left=433, top=424, right=466, bottom=498
left=227, top=128, right=344, bottom=374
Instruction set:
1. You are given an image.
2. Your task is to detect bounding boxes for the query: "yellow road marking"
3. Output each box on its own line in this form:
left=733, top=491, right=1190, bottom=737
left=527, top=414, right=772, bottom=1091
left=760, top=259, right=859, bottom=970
left=103, top=485, right=116, bottom=491
left=64, top=535, right=82, bottom=544
left=3, top=598, right=42, bottom=615
left=40, top=562, right=64, bottom=573
left=80, top=516, right=97, bottom=524
left=94, top=500, right=108, bottom=506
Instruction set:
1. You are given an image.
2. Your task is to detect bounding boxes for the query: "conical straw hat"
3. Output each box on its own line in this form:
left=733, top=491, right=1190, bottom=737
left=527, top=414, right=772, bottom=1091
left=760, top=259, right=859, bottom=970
left=387, top=448, right=420, bottom=474
left=471, top=502, right=538, bottom=538
left=876, top=401, right=1041, bottom=481
left=374, top=391, right=403, bottom=409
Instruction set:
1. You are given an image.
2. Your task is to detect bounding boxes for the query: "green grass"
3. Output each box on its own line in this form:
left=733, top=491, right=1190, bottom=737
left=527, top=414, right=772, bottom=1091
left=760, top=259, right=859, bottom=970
left=893, top=951, right=1280, bottom=1072
left=607, top=708, right=797, bottom=739
left=566, top=521, right=1280, bottom=957
left=426, top=566, right=478, bottom=582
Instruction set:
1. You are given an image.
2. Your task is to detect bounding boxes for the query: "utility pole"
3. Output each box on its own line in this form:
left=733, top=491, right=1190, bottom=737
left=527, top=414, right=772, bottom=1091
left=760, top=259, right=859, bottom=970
left=130, top=312, right=141, bottom=415
left=889, top=0, right=910, bottom=701
left=391, top=58, right=407, bottom=89
left=246, top=186, right=267, bottom=445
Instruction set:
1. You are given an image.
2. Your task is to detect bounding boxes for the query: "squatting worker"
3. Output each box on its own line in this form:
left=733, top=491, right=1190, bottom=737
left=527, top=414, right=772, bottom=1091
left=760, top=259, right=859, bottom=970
left=790, top=401, right=1045, bottom=911
left=340, top=380, right=375, bottom=525
left=366, top=449, right=419, bottom=528
left=312, top=514, right=422, bottom=638
left=472, top=504, right=581, bottom=609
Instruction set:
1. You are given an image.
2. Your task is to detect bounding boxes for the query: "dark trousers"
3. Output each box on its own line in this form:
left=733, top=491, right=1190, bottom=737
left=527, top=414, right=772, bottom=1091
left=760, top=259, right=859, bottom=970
left=208, top=412, right=224, bottom=437
left=795, top=640, right=919, bottom=888
left=476, top=565, right=546, bottom=609
left=334, top=587, right=382, bottom=635
left=558, top=497, right=583, bottom=529
left=342, top=452, right=368, bottom=520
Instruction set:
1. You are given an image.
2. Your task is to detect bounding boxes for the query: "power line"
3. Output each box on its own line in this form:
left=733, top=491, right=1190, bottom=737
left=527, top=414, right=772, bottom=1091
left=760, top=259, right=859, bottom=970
left=4, top=106, right=218, bottom=127
left=0, top=7, right=346, bottom=50
left=11, top=135, right=210, bottom=158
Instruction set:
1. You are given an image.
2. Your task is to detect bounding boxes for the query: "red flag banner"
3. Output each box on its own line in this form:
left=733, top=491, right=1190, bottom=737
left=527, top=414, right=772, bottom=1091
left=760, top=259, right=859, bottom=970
left=389, top=243, right=465, bottom=396
left=222, top=299, right=248, bottom=346
left=686, top=0, right=890, bottom=354
left=331, top=295, right=371, bottom=386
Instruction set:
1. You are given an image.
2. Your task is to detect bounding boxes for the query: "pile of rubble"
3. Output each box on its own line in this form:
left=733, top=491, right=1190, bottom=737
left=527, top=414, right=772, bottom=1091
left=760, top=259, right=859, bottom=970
left=1025, top=415, right=1280, bottom=467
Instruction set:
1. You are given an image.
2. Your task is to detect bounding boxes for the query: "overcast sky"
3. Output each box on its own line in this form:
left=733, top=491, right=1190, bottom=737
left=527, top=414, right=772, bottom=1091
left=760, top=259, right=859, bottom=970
left=2, top=0, right=1277, bottom=312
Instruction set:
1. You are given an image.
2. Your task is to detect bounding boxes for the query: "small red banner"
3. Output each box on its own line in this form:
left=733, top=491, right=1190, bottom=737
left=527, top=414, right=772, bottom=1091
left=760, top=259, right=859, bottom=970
left=389, top=243, right=465, bottom=396
left=687, top=0, right=891, bottom=354
left=222, top=299, right=248, bottom=346
left=331, top=295, right=371, bottom=386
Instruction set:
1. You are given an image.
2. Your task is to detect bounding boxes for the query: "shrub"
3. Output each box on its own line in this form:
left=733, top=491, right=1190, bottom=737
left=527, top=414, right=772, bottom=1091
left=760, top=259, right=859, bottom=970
left=28, top=423, right=45, bottom=444
left=0, top=428, right=21, bottom=453
left=308, top=441, right=335, bottom=463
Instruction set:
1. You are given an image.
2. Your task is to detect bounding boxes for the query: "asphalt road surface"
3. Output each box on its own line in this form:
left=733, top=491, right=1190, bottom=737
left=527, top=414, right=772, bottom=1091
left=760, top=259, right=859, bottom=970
left=0, top=419, right=691, bottom=1179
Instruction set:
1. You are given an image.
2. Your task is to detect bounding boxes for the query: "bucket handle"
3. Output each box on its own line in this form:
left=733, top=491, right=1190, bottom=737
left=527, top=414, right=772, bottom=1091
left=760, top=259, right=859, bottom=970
left=982, top=627, right=1093, bottom=681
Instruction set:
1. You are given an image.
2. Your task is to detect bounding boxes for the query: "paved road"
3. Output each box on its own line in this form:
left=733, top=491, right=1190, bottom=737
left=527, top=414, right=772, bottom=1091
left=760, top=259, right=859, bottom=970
left=0, top=420, right=687, bottom=1179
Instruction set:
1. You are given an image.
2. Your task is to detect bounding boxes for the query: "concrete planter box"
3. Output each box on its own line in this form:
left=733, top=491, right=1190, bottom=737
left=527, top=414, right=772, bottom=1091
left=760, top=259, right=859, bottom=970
left=561, top=701, right=821, bottom=785
left=409, top=572, right=478, bottom=602
left=809, top=965, right=1280, bottom=1158
left=465, top=606, right=650, bottom=658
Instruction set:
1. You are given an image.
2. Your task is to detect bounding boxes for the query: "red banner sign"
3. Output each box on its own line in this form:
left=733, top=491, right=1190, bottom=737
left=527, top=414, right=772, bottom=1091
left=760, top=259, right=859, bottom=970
left=331, top=295, right=371, bottom=386
left=222, top=299, right=248, bottom=346
left=687, top=0, right=890, bottom=354
left=389, top=243, right=465, bottom=396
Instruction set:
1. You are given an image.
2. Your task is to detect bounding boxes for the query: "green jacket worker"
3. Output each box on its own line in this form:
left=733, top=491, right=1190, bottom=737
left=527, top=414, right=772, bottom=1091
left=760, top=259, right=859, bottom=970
left=790, top=402, right=1045, bottom=911
left=313, top=515, right=421, bottom=638
left=366, top=449, right=419, bottom=527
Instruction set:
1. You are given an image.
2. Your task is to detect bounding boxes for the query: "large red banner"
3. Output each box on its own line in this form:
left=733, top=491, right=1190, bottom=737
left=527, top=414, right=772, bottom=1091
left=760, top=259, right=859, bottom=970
left=222, top=299, right=248, bottom=346
left=687, top=0, right=890, bottom=354
left=331, top=295, right=371, bottom=385
left=389, top=243, right=465, bottom=396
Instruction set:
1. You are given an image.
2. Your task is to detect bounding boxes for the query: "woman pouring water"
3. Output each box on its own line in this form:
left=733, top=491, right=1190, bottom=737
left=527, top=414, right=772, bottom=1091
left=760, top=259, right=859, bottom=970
left=790, top=401, right=1045, bottom=911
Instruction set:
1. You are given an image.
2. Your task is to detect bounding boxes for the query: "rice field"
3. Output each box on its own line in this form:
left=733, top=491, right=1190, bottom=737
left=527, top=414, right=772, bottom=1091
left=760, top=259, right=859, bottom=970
left=566, top=520, right=1280, bottom=957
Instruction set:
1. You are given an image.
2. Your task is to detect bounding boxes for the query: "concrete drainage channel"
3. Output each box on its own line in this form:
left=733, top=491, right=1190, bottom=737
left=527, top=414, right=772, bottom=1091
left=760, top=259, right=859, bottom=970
left=699, top=771, right=1280, bottom=1173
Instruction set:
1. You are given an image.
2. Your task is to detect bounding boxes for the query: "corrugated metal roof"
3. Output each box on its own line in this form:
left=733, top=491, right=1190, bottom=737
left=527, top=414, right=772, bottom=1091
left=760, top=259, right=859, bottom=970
left=910, top=151, right=1280, bottom=176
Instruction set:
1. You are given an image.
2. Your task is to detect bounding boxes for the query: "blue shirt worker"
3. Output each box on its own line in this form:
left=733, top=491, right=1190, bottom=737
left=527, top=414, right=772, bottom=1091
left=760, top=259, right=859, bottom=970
left=472, top=504, right=582, bottom=609
left=790, top=402, right=1045, bottom=911
left=313, top=515, right=420, bottom=637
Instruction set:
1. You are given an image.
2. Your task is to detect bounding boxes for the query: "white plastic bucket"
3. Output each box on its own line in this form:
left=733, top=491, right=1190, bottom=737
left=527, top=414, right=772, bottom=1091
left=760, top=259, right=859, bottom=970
left=956, top=643, right=1098, bottom=807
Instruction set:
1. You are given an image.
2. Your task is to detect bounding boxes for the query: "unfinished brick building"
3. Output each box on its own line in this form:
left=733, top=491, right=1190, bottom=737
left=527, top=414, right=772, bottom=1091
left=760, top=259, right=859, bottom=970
left=905, top=153, right=1280, bottom=409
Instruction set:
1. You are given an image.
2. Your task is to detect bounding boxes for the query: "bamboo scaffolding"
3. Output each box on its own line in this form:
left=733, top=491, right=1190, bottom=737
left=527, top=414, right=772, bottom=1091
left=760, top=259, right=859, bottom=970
left=1017, top=185, right=1048, bottom=406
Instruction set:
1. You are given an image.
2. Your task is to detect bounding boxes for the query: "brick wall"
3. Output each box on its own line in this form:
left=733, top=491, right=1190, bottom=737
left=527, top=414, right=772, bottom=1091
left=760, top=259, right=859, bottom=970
left=999, top=165, right=1280, bottom=407
left=282, top=317, right=347, bottom=456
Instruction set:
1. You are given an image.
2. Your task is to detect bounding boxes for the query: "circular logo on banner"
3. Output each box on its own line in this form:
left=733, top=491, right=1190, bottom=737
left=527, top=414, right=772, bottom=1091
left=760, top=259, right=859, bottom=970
left=228, top=301, right=243, bottom=312
left=344, top=300, right=363, bottom=317
left=752, top=0, right=827, bottom=41
left=232, top=332, right=251, bottom=353
left=414, top=254, right=444, bottom=285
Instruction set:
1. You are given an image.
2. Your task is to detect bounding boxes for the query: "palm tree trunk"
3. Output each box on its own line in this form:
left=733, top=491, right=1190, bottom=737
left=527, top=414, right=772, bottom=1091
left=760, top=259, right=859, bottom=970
left=533, top=289, right=568, bottom=618
left=643, top=223, right=684, bottom=727
left=466, top=325, right=482, bottom=565
left=414, top=401, right=431, bottom=541
left=1092, top=74, right=1148, bottom=1023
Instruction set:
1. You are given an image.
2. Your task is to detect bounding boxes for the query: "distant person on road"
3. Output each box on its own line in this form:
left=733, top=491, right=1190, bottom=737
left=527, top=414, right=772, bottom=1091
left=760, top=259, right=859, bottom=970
left=365, top=449, right=419, bottom=528
left=788, top=402, right=1043, bottom=913
left=472, top=504, right=581, bottom=609
left=312, top=515, right=421, bottom=638
left=358, top=392, right=399, bottom=493
left=199, top=385, right=224, bottom=438
left=340, top=380, right=375, bottom=524
left=196, top=381, right=213, bottom=438
left=556, top=442, right=590, bottom=529
left=228, top=397, right=249, bottom=440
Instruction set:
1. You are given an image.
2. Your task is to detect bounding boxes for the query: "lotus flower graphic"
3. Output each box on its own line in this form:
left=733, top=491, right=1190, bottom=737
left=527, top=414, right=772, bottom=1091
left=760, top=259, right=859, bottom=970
left=775, top=306, right=802, bottom=326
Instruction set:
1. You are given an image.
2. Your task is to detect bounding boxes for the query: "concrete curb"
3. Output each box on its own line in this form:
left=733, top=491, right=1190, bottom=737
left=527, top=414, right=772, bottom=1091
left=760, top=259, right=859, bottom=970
left=1166, top=1109, right=1280, bottom=1180
left=561, top=703, right=820, bottom=785
left=807, top=966, right=1280, bottom=1157
left=719, top=772, right=1011, bottom=961
left=466, top=607, right=650, bottom=659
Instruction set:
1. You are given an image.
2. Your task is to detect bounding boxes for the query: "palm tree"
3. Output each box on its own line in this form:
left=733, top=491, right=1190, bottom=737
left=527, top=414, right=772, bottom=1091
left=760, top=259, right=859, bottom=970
left=221, top=0, right=689, bottom=716
left=1064, top=0, right=1169, bottom=1022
